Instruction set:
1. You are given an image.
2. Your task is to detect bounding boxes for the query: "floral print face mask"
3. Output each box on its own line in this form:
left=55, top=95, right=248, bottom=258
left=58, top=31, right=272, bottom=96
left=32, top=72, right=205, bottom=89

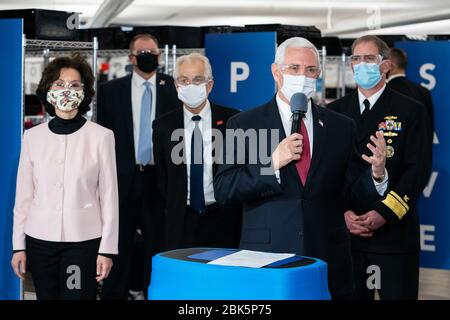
left=46, top=89, right=85, bottom=112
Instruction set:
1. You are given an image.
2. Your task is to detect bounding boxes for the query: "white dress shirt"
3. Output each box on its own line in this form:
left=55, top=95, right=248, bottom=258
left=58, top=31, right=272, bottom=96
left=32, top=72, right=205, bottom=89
left=386, top=73, right=406, bottom=83
left=276, top=93, right=314, bottom=153
left=131, top=71, right=157, bottom=164
left=273, top=94, right=313, bottom=183
left=183, top=100, right=216, bottom=206
left=357, top=84, right=389, bottom=194
left=358, top=84, right=386, bottom=114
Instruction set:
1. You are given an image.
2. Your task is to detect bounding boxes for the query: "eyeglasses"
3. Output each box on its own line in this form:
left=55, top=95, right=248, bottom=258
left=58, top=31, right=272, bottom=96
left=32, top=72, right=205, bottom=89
left=50, top=80, right=84, bottom=91
left=350, top=54, right=383, bottom=64
left=176, top=76, right=211, bottom=86
left=279, top=64, right=320, bottom=77
left=132, top=49, right=161, bottom=56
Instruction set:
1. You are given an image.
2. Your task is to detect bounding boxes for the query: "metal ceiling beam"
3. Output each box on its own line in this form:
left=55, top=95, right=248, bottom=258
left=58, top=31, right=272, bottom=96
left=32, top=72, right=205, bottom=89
left=86, top=0, right=134, bottom=28
left=324, top=10, right=450, bottom=36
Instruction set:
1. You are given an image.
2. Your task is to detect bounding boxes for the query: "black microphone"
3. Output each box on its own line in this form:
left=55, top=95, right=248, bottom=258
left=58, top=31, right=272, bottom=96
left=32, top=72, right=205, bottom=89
left=290, top=92, right=308, bottom=135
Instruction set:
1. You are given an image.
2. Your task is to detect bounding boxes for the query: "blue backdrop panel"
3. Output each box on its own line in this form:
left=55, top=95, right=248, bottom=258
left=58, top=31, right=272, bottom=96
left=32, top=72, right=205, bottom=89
left=396, top=41, right=450, bottom=270
left=0, top=19, right=23, bottom=299
left=205, top=32, right=276, bottom=111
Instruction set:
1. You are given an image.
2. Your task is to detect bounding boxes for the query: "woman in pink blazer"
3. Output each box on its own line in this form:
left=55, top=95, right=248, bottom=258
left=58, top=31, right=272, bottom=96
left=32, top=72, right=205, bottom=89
left=11, top=55, right=119, bottom=300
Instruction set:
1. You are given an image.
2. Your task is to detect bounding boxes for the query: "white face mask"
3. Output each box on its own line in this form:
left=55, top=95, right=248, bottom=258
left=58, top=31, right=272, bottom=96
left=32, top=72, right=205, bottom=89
left=280, top=74, right=316, bottom=102
left=177, top=83, right=208, bottom=109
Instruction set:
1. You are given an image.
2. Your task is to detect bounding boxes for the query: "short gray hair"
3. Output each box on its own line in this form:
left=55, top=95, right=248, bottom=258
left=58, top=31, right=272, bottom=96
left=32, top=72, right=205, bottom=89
left=174, top=53, right=213, bottom=79
left=351, top=35, right=390, bottom=59
left=274, top=37, right=321, bottom=67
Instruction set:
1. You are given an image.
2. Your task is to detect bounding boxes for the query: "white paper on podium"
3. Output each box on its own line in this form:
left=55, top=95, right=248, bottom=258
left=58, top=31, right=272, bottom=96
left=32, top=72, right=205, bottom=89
left=207, top=250, right=295, bottom=268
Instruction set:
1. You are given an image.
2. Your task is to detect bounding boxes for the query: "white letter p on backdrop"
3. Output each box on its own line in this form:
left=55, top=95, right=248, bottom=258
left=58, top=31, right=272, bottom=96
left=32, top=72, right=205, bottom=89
left=230, top=62, right=250, bottom=93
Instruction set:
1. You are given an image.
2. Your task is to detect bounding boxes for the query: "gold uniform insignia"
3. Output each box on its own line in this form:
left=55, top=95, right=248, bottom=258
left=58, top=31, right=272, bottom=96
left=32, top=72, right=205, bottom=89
left=386, top=145, right=395, bottom=158
left=379, top=116, right=402, bottom=138
left=384, top=131, right=398, bottom=137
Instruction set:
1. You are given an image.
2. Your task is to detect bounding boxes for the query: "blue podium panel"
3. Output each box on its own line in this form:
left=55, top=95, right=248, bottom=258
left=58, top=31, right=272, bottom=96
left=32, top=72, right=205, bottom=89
left=149, top=248, right=331, bottom=300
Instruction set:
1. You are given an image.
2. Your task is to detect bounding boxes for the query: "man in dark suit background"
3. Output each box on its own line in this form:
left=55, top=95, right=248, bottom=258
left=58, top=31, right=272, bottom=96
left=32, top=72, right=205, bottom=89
left=387, top=47, right=434, bottom=135
left=328, top=36, right=431, bottom=299
left=214, top=37, right=388, bottom=299
left=153, top=53, right=242, bottom=250
left=96, top=33, right=181, bottom=299
left=387, top=47, right=434, bottom=191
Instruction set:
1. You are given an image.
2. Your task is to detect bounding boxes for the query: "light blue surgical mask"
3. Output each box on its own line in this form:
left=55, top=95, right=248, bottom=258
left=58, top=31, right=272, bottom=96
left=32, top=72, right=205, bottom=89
left=353, top=62, right=382, bottom=89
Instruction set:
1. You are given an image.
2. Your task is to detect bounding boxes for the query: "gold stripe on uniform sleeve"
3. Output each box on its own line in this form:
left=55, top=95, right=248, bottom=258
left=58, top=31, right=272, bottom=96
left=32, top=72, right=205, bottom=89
left=382, top=193, right=409, bottom=220
left=390, top=191, right=410, bottom=211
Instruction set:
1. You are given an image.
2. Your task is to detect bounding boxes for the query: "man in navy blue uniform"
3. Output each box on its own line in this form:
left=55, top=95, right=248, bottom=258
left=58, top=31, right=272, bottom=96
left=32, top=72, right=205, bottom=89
left=328, top=35, right=431, bottom=300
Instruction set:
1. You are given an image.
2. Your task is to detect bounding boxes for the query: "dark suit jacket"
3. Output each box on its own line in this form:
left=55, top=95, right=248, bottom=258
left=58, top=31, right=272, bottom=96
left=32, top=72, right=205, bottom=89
left=96, top=73, right=181, bottom=202
left=387, top=76, right=434, bottom=134
left=327, top=87, right=430, bottom=253
left=152, top=103, right=242, bottom=250
left=387, top=76, right=434, bottom=193
left=213, top=96, right=382, bottom=298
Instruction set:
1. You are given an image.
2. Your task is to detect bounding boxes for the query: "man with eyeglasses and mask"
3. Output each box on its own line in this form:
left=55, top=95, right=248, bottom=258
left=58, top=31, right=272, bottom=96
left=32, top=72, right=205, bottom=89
left=214, top=37, right=389, bottom=299
left=97, top=33, right=181, bottom=300
left=328, top=35, right=431, bottom=300
left=152, top=53, right=242, bottom=251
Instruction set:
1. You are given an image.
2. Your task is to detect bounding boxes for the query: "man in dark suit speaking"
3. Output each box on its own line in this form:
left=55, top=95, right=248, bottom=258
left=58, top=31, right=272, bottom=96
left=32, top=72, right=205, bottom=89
left=214, top=37, right=388, bottom=299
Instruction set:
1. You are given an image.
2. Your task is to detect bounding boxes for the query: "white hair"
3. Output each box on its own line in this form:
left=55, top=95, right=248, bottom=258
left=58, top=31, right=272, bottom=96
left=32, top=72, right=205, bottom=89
left=174, top=52, right=213, bottom=79
left=274, top=37, right=321, bottom=67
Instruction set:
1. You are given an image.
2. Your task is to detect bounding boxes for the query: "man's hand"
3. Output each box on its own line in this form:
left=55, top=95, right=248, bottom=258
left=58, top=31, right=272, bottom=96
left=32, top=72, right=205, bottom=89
left=358, top=210, right=387, bottom=231
left=272, top=133, right=303, bottom=171
left=344, top=210, right=373, bottom=237
left=362, top=131, right=387, bottom=179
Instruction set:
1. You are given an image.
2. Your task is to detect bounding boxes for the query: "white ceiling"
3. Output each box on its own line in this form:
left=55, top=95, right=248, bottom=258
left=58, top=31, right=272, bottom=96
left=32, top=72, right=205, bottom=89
left=1, top=0, right=450, bottom=37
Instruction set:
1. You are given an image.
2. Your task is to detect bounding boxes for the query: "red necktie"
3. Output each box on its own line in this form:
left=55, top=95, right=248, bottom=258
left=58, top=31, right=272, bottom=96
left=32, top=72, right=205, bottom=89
left=295, top=119, right=311, bottom=185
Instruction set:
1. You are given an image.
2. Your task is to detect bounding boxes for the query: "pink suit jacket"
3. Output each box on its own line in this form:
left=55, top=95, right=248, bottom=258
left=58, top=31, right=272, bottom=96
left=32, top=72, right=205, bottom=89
left=13, top=120, right=119, bottom=254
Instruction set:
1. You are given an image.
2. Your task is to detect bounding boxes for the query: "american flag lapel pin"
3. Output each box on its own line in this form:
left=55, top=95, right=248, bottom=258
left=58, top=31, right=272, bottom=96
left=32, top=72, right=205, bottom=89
left=319, top=119, right=324, bottom=127
left=217, top=120, right=224, bottom=125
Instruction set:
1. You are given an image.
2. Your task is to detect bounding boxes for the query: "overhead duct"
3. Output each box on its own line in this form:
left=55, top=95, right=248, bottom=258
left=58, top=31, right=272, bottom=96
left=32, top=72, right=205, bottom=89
left=325, top=9, right=450, bottom=36
left=86, top=0, right=134, bottom=28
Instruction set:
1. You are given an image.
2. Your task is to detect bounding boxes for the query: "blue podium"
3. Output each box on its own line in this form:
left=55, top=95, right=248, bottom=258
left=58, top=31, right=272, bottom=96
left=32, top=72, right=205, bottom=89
left=148, top=248, right=331, bottom=300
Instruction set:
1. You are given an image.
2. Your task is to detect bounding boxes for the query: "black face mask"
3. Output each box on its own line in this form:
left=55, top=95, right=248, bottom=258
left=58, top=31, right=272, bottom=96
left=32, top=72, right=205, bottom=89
left=135, top=53, right=159, bottom=73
